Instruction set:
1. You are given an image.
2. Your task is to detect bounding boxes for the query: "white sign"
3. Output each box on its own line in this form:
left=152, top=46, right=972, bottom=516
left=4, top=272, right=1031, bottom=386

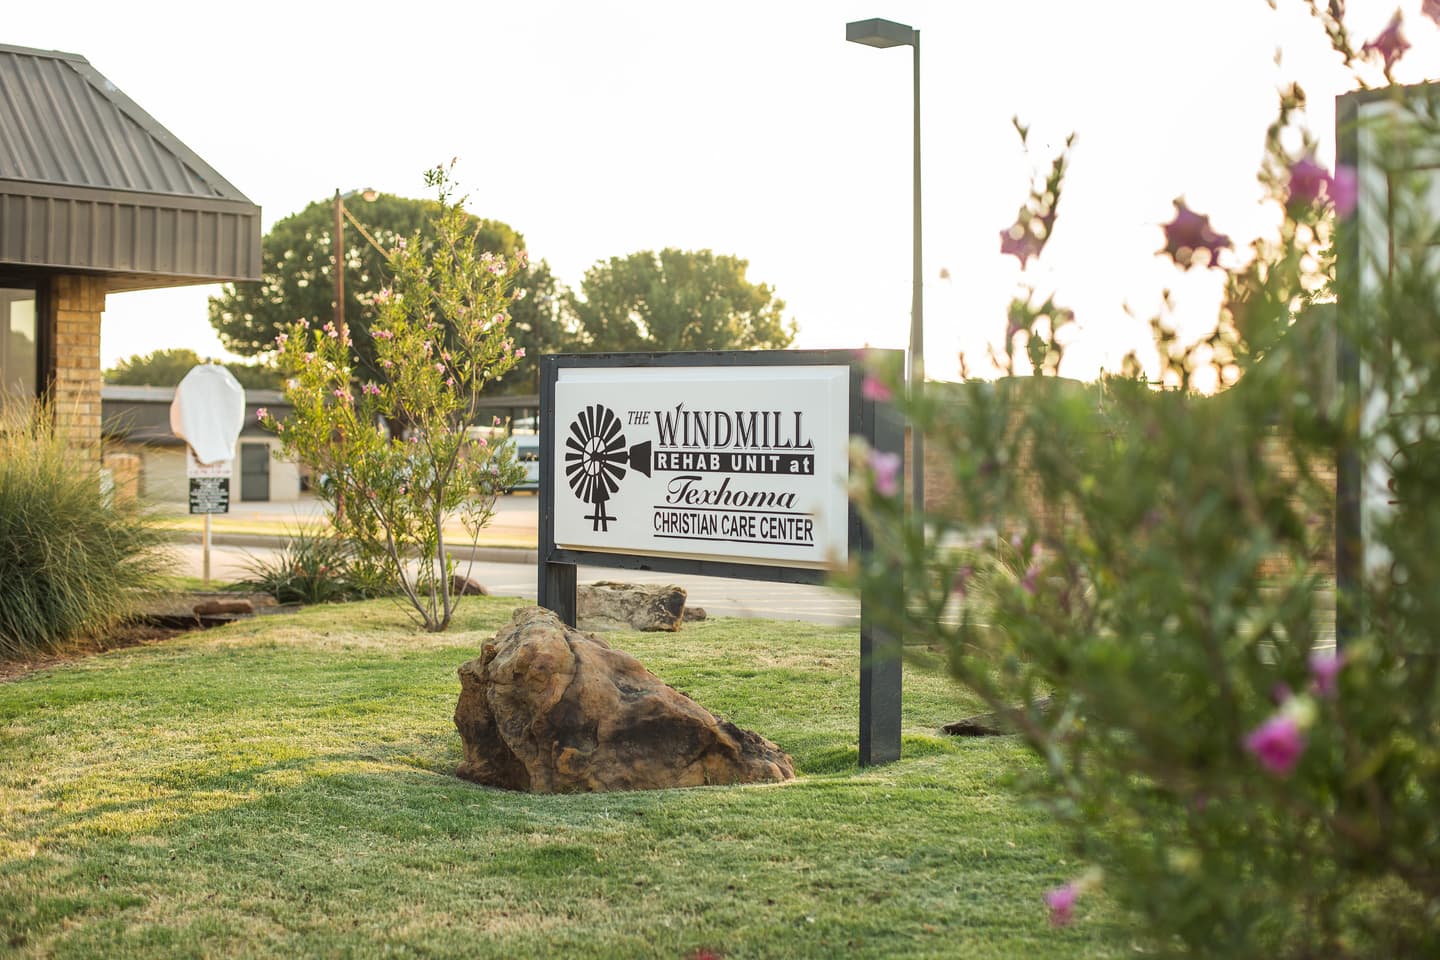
left=187, top=448, right=233, bottom=479
left=170, top=364, right=246, bottom=465
left=552, top=364, right=850, bottom=568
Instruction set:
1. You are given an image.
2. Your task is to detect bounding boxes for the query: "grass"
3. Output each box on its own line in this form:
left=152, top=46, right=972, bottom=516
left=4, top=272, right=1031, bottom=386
left=0, top=598, right=1136, bottom=958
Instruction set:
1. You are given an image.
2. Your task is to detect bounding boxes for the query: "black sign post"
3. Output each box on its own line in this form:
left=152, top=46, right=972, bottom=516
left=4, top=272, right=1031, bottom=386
left=538, top=349, right=904, bottom=766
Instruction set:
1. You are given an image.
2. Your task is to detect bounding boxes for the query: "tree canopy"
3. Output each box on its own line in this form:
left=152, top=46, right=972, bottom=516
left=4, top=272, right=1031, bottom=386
left=568, top=249, right=794, bottom=353
left=103, top=348, right=281, bottom=391
left=207, top=193, right=554, bottom=393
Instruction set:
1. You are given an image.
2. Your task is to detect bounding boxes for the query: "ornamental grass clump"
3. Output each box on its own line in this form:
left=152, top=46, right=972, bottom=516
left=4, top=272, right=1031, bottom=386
left=264, top=163, right=525, bottom=632
left=0, top=401, right=171, bottom=658
left=847, top=10, right=1440, bottom=958
left=232, top=526, right=392, bottom=605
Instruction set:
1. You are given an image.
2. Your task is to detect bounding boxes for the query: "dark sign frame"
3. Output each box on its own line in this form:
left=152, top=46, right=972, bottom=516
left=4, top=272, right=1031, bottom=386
left=537, top=348, right=905, bottom=765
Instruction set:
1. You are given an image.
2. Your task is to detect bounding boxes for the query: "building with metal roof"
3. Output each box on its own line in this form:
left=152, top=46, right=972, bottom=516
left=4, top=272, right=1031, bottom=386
left=0, top=43, right=262, bottom=463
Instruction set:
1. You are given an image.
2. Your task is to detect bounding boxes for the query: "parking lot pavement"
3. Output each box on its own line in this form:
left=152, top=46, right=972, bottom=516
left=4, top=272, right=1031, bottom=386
left=170, top=490, right=862, bottom=625
left=170, top=541, right=860, bottom=627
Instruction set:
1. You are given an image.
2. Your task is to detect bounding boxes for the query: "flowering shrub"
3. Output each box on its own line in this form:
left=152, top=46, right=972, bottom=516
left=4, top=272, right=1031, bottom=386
left=263, top=164, right=526, bottom=631
left=849, top=10, right=1440, bottom=957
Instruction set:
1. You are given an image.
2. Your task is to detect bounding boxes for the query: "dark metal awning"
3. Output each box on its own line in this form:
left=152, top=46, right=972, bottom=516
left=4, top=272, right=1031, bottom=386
left=0, top=44, right=261, bottom=291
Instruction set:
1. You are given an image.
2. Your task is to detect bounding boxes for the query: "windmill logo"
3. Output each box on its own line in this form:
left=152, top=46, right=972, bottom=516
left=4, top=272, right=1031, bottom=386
left=563, top=404, right=651, bottom=531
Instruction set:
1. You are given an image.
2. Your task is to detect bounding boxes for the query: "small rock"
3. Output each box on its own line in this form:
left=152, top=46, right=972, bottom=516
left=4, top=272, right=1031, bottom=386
left=577, top=581, right=686, bottom=632
left=941, top=697, right=1054, bottom=737
left=454, top=606, right=794, bottom=793
left=450, top=575, right=489, bottom=596
left=193, top=598, right=254, bottom=617
left=682, top=607, right=707, bottom=622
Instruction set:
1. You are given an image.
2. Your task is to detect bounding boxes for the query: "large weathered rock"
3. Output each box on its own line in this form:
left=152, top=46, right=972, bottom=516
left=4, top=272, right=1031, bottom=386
left=577, top=580, right=687, bottom=632
left=454, top=606, right=795, bottom=792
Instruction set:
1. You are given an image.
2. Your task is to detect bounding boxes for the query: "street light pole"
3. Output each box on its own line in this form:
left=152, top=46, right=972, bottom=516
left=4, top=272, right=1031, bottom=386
left=846, top=17, right=924, bottom=528
left=908, top=29, right=923, bottom=526
left=334, top=188, right=346, bottom=343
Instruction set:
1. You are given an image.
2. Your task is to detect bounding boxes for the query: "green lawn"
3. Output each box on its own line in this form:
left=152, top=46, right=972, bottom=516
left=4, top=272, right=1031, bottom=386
left=0, top=597, right=1134, bottom=958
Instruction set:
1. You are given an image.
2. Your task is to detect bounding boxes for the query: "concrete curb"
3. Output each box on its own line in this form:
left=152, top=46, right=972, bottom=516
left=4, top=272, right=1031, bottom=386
left=173, top=531, right=537, bottom=566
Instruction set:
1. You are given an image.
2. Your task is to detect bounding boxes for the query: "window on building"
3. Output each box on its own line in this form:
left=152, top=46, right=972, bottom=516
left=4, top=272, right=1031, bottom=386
left=0, top=287, right=38, bottom=405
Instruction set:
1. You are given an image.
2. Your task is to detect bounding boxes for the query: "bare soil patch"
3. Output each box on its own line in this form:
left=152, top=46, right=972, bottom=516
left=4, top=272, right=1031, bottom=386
left=0, top=592, right=280, bottom=683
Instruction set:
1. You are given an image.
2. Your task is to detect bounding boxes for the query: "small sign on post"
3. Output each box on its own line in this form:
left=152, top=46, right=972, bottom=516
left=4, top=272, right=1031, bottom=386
left=169, top=365, right=247, bottom=586
left=187, top=450, right=232, bottom=515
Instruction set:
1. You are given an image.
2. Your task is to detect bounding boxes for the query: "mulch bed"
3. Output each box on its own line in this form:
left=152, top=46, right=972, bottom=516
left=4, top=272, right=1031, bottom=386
left=0, top=592, right=280, bottom=684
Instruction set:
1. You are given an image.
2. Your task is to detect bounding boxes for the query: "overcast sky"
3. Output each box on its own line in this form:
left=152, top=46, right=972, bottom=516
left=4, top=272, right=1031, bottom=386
left=9, top=0, right=1437, bottom=380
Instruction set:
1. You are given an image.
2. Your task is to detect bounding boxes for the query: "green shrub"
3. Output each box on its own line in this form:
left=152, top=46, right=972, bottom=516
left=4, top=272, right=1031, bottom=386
left=0, top=402, right=171, bottom=657
left=849, top=43, right=1439, bottom=960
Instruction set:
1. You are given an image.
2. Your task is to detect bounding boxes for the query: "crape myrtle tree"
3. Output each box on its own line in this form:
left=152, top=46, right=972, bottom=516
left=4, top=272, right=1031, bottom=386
left=847, top=6, right=1439, bottom=958
left=568, top=248, right=795, bottom=353
left=208, top=192, right=562, bottom=394
left=260, top=164, right=526, bottom=632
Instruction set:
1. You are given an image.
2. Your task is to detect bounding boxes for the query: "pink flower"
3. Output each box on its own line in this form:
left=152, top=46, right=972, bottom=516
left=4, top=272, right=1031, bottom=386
left=867, top=449, right=902, bottom=497
left=1161, top=201, right=1232, bottom=269
left=492, top=416, right=502, bottom=426
left=1330, top=165, right=1358, bottom=219
left=515, top=347, right=526, bottom=359
left=275, top=332, right=288, bottom=346
left=446, top=377, right=456, bottom=387
left=1362, top=11, right=1410, bottom=71
left=256, top=407, right=268, bottom=421
left=374, top=329, right=393, bottom=340
left=1288, top=157, right=1358, bottom=219
left=862, top=374, right=893, bottom=403
left=1287, top=156, right=1331, bottom=207
left=362, top=383, right=381, bottom=396
left=333, top=388, right=350, bottom=401
left=999, top=223, right=1044, bottom=267
left=1244, top=713, right=1306, bottom=777
left=435, top=363, right=445, bottom=373
left=1044, top=883, right=1078, bottom=927
left=1309, top=650, right=1345, bottom=699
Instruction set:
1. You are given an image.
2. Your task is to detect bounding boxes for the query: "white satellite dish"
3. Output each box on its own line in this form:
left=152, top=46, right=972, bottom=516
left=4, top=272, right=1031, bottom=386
left=169, top=364, right=247, bottom=464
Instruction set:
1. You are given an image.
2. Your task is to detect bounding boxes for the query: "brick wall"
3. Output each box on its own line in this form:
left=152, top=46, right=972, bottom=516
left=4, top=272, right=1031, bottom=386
left=101, top=448, right=142, bottom=503
left=47, top=274, right=107, bottom=463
